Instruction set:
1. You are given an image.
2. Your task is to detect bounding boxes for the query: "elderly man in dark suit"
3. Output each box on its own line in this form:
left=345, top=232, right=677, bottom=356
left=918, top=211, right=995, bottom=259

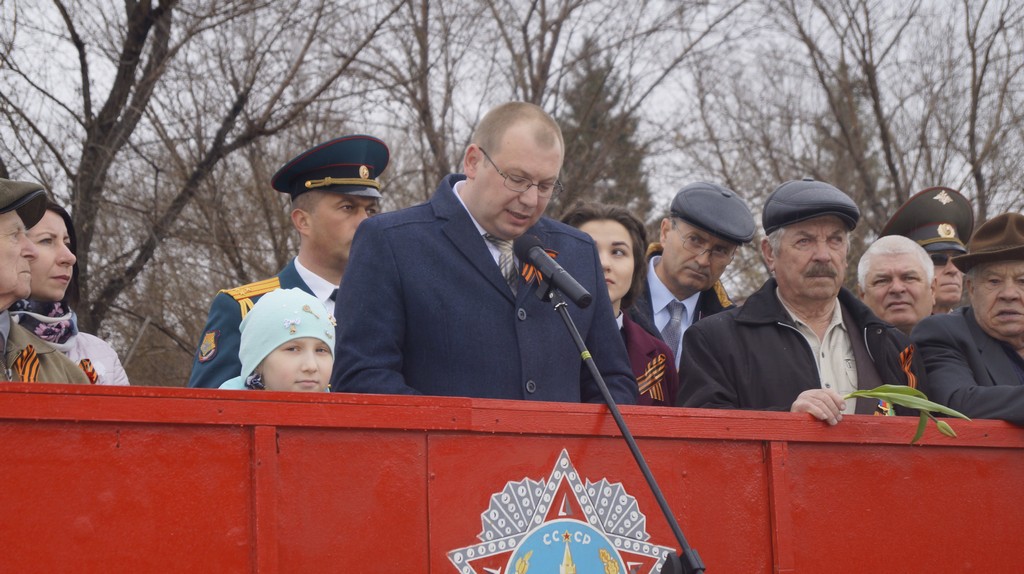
left=330, top=102, right=636, bottom=404
left=912, top=213, right=1024, bottom=424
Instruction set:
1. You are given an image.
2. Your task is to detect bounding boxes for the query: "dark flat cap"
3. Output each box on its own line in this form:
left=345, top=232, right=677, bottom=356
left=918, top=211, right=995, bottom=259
left=762, top=178, right=860, bottom=235
left=670, top=182, right=755, bottom=244
left=880, top=187, right=974, bottom=254
left=951, top=212, right=1024, bottom=272
left=271, top=135, right=389, bottom=199
left=0, top=178, right=48, bottom=228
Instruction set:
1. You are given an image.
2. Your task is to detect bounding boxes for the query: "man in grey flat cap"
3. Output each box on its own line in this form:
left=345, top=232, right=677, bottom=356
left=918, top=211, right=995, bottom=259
left=677, top=178, right=925, bottom=424
left=628, top=182, right=755, bottom=367
left=0, top=178, right=88, bottom=383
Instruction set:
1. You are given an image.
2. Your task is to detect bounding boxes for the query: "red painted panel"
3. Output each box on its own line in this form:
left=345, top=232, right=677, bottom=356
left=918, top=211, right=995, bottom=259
left=0, top=421, right=253, bottom=573
left=2, top=385, right=1024, bottom=573
left=783, top=442, right=1024, bottom=573
left=427, top=435, right=773, bottom=573
left=273, top=428, right=428, bottom=571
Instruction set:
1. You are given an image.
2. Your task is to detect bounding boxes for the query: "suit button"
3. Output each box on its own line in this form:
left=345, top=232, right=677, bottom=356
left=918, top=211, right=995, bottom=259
left=525, top=380, right=537, bottom=393
left=517, top=308, right=527, bottom=321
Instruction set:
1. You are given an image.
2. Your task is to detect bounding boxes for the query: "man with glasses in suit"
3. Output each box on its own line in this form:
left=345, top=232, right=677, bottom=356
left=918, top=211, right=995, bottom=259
left=627, top=182, right=756, bottom=367
left=330, top=102, right=635, bottom=404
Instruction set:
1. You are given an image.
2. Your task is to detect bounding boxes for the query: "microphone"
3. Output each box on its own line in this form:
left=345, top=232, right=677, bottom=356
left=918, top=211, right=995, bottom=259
left=513, top=235, right=593, bottom=308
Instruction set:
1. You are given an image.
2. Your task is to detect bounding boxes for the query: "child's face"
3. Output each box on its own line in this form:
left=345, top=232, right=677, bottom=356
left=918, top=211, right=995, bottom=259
left=259, top=337, right=333, bottom=392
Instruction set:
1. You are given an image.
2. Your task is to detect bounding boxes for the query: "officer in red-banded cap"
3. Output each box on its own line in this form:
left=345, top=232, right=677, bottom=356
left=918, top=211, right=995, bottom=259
left=881, top=187, right=975, bottom=315
left=187, top=135, right=389, bottom=388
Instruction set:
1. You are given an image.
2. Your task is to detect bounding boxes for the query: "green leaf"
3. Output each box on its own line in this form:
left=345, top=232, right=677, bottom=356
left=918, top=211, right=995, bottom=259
left=843, top=390, right=971, bottom=421
left=843, top=385, right=971, bottom=444
left=846, top=384, right=928, bottom=399
left=911, top=412, right=928, bottom=444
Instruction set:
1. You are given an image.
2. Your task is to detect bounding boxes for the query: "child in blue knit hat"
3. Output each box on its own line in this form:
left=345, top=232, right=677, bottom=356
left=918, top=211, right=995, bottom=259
left=218, top=288, right=335, bottom=392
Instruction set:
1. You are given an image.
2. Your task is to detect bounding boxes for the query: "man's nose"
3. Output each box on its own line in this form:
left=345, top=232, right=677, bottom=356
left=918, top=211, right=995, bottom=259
left=21, top=235, right=38, bottom=261
left=810, top=240, right=831, bottom=260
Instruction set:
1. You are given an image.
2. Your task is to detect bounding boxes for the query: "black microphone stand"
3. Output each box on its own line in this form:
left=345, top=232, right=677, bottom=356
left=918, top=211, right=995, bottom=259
left=537, top=282, right=706, bottom=574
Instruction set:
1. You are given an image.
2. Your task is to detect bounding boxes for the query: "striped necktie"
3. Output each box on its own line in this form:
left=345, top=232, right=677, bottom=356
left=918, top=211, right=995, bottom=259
left=485, top=234, right=518, bottom=294
left=660, top=301, right=686, bottom=365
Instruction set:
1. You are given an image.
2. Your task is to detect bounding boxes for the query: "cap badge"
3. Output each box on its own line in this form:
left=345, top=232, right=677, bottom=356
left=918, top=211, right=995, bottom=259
left=933, top=190, right=954, bottom=205
left=359, top=165, right=370, bottom=179
left=937, top=223, right=956, bottom=238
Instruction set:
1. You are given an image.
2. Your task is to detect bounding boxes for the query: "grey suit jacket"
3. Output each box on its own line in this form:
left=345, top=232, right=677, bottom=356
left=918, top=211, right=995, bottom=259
left=912, top=308, right=1024, bottom=424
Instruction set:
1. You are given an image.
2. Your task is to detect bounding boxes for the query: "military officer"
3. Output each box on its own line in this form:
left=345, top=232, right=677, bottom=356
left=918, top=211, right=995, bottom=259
left=187, top=135, right=389, bottom=388
left=881, top=187, right=975, bottom=315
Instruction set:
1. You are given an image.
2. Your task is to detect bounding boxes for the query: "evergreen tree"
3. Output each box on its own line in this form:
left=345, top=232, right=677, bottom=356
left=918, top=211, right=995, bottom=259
left=554, top=38, right=653, bottom=221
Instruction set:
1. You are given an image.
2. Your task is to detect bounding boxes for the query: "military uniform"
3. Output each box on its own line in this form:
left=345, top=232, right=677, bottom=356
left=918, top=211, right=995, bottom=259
left=881, top=187, right=974, bottom=255
left=187, top=260, right=313, bottom=388
left=881, top=186, right=975, bottom=314
left=186, top=135, right=389, bottom=388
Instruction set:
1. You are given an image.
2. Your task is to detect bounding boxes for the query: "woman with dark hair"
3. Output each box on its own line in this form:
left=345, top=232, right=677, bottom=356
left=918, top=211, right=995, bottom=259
left=562, top=203, right=677, bottom=406
left=11, top=200, right=130, bottom=385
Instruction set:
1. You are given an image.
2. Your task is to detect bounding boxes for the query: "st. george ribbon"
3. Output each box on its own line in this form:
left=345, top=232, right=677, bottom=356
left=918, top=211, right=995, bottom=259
left=513, top=235, right=593, bottom=308
left=513, top=234, right=706, bottom=574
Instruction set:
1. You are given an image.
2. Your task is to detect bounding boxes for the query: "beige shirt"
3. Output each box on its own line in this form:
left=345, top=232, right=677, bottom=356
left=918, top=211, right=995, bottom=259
left=777, top=291, right=858, bottom=414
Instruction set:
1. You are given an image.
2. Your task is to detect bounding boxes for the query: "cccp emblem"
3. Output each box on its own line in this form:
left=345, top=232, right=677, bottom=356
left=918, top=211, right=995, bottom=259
left=447, top=449, right=675, bottom=573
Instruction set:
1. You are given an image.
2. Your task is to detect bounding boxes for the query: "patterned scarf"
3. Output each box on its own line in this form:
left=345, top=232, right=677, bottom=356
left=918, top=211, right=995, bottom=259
left=9, top=300, right=79, bottom=352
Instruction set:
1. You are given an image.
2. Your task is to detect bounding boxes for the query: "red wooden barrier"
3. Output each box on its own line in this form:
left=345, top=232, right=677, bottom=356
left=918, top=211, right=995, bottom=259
left=1, top=383, right=1022, bottom=573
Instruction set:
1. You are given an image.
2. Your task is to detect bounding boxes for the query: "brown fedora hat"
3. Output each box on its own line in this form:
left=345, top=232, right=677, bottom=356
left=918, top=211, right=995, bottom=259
left=952, top=212, right=1024, bottom=272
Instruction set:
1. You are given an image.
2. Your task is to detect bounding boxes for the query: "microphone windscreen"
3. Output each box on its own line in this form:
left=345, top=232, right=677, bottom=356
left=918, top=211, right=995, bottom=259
left=512, top=234, right=544, bottom=260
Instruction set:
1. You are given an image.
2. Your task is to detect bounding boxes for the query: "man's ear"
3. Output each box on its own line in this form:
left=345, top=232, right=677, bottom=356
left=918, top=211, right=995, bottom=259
left=760, top=237, right=775, bottom=273
left=659, top=218, right=672, bottom=244
left=291, top=208, right=310, bottom=236
left=464, top=144, right=483, bottom=179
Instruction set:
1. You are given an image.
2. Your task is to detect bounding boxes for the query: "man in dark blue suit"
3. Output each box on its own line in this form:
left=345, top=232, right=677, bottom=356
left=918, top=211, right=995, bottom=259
left=331, top=102, right=636, bottom=404
left=912, top=213, right=1024, bottom=424
left=187, top=135, right=389, bottom=388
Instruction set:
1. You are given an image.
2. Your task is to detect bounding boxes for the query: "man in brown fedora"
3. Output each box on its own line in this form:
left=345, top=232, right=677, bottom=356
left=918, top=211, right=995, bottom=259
left=912, top=213, right=1024, bottom=424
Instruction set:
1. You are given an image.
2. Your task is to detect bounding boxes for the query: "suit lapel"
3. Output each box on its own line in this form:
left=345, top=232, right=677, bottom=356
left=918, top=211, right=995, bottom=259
left=434, top=181, right=516, bottom=303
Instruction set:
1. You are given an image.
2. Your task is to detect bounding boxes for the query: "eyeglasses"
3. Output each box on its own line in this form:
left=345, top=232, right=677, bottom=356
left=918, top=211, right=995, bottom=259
left=478, top=147, right=563, bottom=198
left=930, top=253, right=953, bottom=266
left=673, top=221, right=736, bottom=263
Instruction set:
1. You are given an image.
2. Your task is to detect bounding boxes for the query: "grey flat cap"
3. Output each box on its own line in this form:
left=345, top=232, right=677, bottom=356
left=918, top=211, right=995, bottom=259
left=0, top=178, right=48, bottom=228
left=762, top=178, right=860, bottom=235
left=670, top=182, right=756, bottom=244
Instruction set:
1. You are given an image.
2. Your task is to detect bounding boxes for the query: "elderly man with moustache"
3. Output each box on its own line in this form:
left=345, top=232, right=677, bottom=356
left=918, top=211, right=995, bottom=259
left=0, top=179, right=88, bottom=384
left=857, top=235, right=935, bottom=335
left=677, top=179, right=925, bottom=424
left=912, top=213, right=1024, bottom=424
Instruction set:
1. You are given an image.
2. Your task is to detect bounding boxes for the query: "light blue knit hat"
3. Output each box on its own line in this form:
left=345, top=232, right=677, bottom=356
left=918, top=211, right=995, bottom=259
left=218, top=288, right=335, bottom=390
